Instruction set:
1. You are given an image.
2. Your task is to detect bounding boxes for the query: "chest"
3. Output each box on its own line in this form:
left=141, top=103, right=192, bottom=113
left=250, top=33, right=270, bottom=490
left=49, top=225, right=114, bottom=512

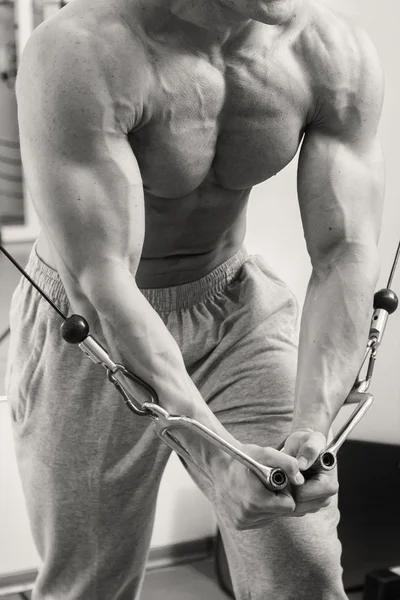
left=128, top=39, right=311, bottom=198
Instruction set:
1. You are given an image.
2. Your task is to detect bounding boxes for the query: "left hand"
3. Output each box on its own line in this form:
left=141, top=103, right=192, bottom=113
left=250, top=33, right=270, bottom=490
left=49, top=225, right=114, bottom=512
left=280, top=428, right=339, bottom=517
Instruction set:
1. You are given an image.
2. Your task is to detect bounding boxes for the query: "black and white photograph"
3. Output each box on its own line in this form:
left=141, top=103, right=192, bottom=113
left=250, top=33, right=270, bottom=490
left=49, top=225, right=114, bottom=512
left=0, top=0, right=399, bottom=598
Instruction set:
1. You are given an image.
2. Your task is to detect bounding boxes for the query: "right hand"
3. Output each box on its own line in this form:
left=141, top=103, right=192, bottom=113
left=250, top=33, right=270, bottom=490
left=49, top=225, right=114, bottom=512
left=212, top=442, right=305, bottom=530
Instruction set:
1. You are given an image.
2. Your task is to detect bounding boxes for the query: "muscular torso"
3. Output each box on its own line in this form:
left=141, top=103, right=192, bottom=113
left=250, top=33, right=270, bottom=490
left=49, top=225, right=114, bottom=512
left=37, top=0, right=322, bottom=287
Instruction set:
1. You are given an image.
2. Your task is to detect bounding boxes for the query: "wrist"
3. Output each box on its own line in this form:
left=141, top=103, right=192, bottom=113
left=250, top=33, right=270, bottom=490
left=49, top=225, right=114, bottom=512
left=290, top=422, right=331, bottom=439
left=291, top=404, right=333, bottom=439
left=167, top=424, right=231, bottom=476
left=159, top=391, right=242, bottom=475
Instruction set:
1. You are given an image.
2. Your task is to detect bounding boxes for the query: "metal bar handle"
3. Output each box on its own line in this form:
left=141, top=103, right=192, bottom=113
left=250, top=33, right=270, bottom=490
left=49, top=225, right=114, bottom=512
left=145, top=403, right=289, bottom=492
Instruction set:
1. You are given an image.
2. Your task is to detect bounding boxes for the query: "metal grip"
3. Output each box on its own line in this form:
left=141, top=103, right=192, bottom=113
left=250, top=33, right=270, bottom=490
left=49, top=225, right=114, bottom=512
left=369, top=308, right=389, bottom=347
left=301, top=391, right=374, bottom=479
left=302, top=451, right=337, bottom=479
left=145, top=404, right=289, bottom=492
left=79, top=335, right=118, bottom=371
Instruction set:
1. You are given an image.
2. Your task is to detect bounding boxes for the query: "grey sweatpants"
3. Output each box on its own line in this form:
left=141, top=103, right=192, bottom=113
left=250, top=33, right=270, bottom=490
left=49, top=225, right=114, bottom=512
left=5, top=242, right=347, bottom=600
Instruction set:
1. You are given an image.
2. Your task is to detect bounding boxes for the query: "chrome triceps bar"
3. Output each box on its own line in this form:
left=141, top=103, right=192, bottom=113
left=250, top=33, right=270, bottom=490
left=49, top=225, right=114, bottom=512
left=300, top=339, right=382, bottom=478
left=61, top=320, right=289, bottom=492
left=302, top=352, right=377, bottom=478
left=1, top=242, right=398, bottom=490
left=141, top=403, right=288, bottom=492
left=322, top=390, right=374, bottom=460
left=302, top=389, right=374, bottom=477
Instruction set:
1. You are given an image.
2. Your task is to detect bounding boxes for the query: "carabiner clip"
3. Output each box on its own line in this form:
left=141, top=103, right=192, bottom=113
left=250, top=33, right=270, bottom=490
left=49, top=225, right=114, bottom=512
left=60, top=315, right=157, bottom=416
left=60, top=316, right=289, bottom=491
left=353, top=339, right=378, bottom=393
left=108, top=365, right=158, bottom=417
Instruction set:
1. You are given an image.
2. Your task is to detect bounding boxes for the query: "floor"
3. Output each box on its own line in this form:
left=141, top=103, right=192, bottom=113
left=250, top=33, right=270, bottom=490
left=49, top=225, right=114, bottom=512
left=0, top=558, right=364, bottom=599
left=0, top=242, right=364, bottom=600
left=0, top=559, right=230, bottom=600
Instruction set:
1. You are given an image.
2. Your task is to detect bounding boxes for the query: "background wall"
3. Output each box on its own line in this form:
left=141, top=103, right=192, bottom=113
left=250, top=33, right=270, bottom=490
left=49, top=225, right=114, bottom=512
left=0, top=1, right=24, bottom=227
left=1, top=0, right=399, bottom=582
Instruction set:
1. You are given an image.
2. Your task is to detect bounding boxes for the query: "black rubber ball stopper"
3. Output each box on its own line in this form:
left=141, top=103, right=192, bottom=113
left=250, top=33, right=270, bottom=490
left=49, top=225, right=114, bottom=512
left=60, top=315, right=90, bottom=344
left=373, top=289, right=399, bottom=315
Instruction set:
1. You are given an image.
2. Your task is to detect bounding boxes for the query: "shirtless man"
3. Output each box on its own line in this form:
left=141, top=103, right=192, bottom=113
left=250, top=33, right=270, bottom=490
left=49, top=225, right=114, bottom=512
left=6, top=0, right=384, bottom=598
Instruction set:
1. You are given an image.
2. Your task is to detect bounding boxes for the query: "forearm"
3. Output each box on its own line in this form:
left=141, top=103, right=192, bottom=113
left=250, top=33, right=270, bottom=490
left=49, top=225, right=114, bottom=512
left=85, top=264, right=240, bottom=471
left=291, top=248, right=380, bottom=437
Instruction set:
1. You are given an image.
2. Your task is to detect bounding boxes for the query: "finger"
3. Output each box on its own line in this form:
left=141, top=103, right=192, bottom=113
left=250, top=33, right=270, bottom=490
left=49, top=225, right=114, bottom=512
left=247, top=445, right=305, bottom=486
left=243, top=489, right=296, bottom=517
left=293, top=475, right=339, bottom=503
left=292, top=497, right=332, bottom=516
left=296, top=432, right=327, bottom=471
left=291, top=508, right=323, bottom=518
left=234, top=514, right=284, bottom=530
left=236, top=492, right=331, bottom=528
left=264, top=490, right=296, bottom=514
left=234, top=493, right=296, bottom=530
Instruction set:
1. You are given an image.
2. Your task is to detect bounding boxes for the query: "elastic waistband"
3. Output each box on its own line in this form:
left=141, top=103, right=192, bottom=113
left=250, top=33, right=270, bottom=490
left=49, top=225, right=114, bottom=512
left=140, top=247, right=249, bottom=311
left=25, top=242, right=249, bottom=313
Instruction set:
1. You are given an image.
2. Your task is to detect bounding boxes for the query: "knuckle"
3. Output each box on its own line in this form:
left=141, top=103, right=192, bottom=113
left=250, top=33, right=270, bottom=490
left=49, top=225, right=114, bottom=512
left=285, top=458, right=300, bottom=476
left=301, top=443, right=319, bottom=457
left=330, top=483, right=339, bottom=495
left=236, top=505, right=253, bottom=526
left=277, top=499, right=296, bottom=514
left=281, top=505, right=296, bottom=516
left=233, top=516, right=249, bottom=531
left=287, top=460, right=299, bottom=474
left=294, top=490, right=306, bottom=503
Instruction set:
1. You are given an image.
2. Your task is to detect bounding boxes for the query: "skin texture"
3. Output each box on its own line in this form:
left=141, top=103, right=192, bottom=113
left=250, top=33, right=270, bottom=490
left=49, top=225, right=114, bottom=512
left=15, top=0, right=384, bottom=526
left=170, top=0, right=298, bottom=29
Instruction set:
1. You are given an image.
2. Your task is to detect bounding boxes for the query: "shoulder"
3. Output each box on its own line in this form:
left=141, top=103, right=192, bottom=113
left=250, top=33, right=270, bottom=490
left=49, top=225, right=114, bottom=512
left=296, top=1, right=384, bottom=135
left=16, top=7, right=153, bottom=132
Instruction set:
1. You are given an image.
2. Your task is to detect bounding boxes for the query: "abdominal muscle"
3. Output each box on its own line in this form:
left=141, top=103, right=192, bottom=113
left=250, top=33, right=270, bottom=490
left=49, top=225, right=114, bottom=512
left=35, top=179, right=251, bottom=290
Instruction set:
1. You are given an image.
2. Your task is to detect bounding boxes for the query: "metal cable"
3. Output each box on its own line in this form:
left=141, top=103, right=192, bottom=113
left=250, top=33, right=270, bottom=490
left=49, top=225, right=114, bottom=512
left=387, top=240, right=400, bottom=289
left=0, top=326, right=10, bottom=344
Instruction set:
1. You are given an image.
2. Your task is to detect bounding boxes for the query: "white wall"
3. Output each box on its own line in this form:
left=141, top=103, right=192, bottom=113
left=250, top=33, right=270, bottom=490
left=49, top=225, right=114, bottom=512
left=1, top=0, right=400, bottom=581
left=2, top=0, right=40, bottom=243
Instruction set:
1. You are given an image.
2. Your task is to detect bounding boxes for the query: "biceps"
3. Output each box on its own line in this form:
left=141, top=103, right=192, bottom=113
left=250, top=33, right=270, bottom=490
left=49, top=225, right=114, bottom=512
left=297, top=128, right=385, bottom=267
left=19, top=113, right=145, bottom=297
